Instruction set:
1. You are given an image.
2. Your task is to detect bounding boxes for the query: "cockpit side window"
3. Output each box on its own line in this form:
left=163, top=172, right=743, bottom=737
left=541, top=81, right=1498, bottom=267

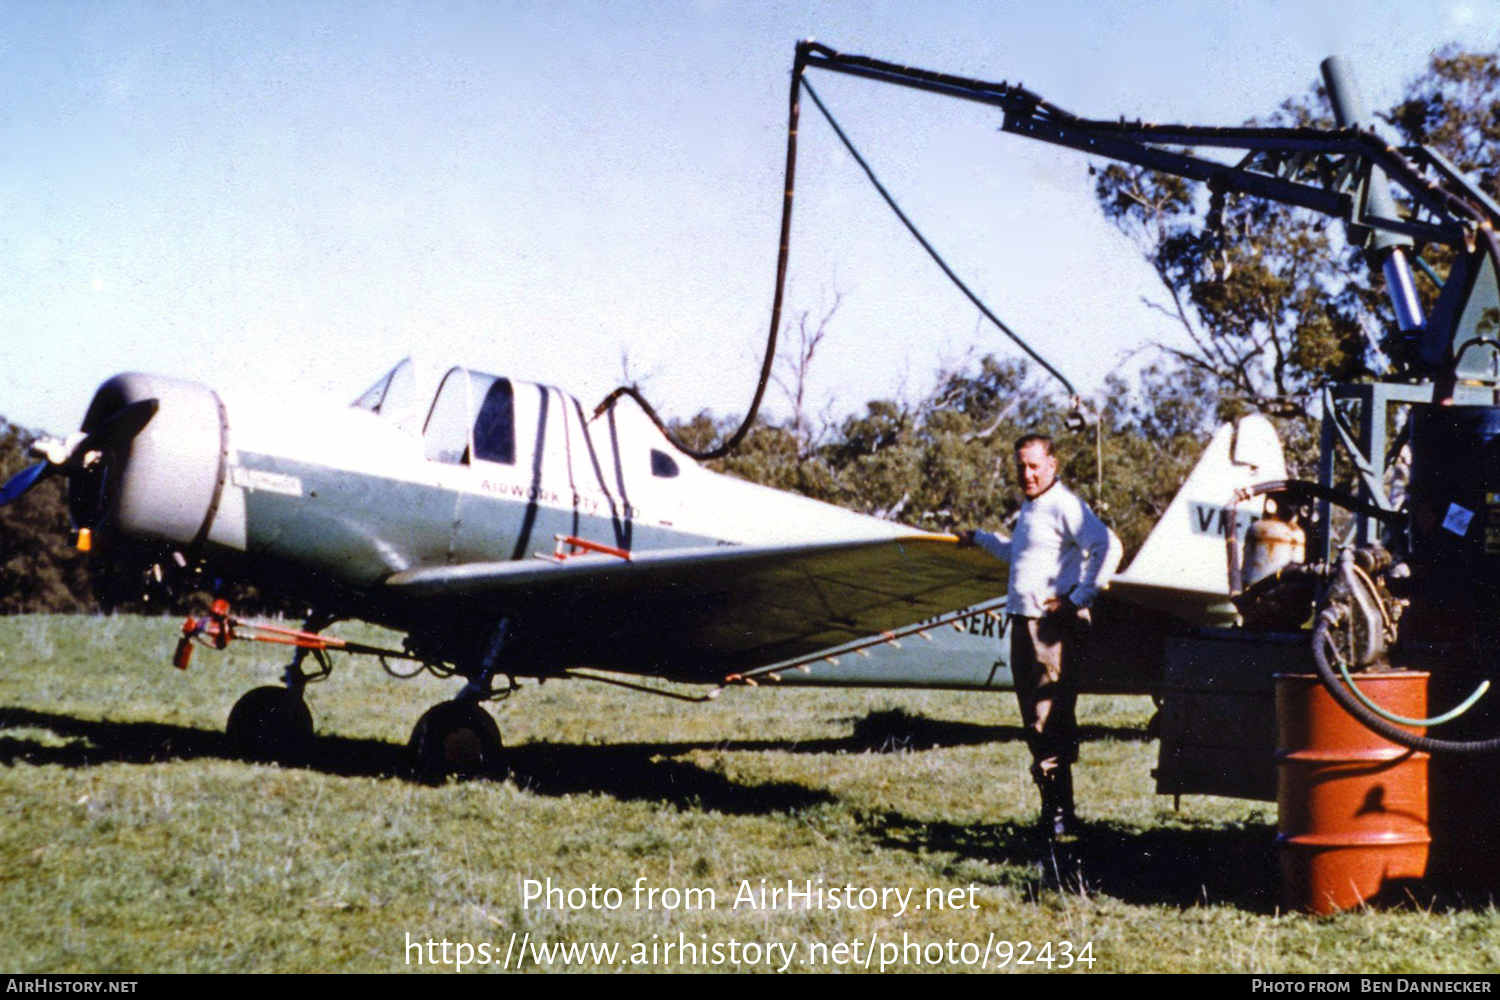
left=423, top=369, right=472, bottom=464
left=422, top=369, right=520, bottom=466
left=473, top=379, right=515, bottom=465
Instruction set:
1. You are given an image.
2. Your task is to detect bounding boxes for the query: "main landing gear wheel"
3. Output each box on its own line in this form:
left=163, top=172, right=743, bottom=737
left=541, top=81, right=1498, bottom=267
left=227, top=686, right=313, bottom=762
left=408, top=701, right=504, bottom=782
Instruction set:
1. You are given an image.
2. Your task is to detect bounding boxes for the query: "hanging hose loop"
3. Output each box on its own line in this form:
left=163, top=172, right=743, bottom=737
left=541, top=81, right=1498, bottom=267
left=1311, top=612, right=1500, bottom=755
left=596, top=40, right=1079, bottom=459
left=592, top=42, right=811, bottom=459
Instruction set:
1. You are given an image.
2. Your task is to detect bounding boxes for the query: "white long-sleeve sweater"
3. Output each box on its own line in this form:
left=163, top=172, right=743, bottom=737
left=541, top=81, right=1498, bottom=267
left=974, top=481, right=1122, bottom=618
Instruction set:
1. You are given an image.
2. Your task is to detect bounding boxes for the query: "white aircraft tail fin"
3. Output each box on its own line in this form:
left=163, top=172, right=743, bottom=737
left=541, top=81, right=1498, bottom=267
left=1109, top=414, right=1286, bottom=624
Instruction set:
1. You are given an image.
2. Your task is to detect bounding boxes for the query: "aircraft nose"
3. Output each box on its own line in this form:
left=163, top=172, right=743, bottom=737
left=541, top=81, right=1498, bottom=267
left=70, top=373, right=226, bottom=547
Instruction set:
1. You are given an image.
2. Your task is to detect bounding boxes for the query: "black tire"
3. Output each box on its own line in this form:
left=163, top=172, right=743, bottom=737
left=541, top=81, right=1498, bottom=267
left=408, top=701, right=504, bottom=782
left=227, top=686, right=313, bottom=762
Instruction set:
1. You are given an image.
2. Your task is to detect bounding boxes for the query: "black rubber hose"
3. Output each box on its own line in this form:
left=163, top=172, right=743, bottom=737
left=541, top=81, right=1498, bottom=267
left=1237, top=479, right=1403, bottom=526
left=597, top=40, right=1079, bottom=459
left=798, top=78, right=1076, bottom=397
left=1310, top=612, right=1500, bottom=755
left=592, top=46, right=810, bottom=461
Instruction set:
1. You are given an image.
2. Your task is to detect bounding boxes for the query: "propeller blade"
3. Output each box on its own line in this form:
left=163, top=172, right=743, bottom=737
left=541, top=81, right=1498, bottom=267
left=2, top=398, right=159, bottom=509
left=22, top=397, right=158, bottom=473
left=0, top=462, right=52, bottom=506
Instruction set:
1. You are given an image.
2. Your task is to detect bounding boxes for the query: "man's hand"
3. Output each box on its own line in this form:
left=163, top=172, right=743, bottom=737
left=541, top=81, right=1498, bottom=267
left=1042, top=594, right=1079, bottom=618
left=955, top=529, right=976, bottom=548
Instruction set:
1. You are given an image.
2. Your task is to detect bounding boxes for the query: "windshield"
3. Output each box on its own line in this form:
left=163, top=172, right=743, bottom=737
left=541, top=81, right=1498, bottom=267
left=351, top=358, right=422, bottom=435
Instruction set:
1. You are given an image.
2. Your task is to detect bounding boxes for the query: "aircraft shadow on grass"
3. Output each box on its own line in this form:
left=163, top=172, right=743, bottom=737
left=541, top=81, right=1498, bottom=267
left=2, top=703, right=1292, bottom=910
left=0, top=704, right=1144, bottom=778
left=0, top=703, right=855, bottom=813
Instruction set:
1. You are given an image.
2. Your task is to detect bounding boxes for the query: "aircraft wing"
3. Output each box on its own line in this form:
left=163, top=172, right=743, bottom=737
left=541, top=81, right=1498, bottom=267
left=376, top=535, right=1008, bottom=681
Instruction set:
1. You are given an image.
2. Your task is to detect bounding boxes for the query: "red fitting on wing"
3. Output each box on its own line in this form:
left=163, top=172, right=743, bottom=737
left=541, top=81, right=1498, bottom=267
left=553, top=534, right=632, bottom=561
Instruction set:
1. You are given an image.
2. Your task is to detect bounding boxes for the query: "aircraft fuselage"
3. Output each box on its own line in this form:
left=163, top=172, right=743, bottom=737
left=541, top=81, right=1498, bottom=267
left=79, top=365, right=957, bottom=677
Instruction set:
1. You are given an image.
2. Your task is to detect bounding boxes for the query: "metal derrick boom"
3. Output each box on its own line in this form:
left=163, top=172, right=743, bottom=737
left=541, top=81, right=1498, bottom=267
left=798, top=41, right=1496, bottom=255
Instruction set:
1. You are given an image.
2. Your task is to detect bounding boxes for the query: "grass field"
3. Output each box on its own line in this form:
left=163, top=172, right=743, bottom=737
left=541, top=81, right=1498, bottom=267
left=1, top=613, right=1498, bottom=974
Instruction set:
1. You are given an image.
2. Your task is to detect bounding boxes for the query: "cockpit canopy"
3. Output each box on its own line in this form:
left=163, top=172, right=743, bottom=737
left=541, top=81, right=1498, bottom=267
left=353, top=359, right=685, bottom=478
left=421, top=369, right=515, bottom=465
left=352, top=360, right=513, bottom=463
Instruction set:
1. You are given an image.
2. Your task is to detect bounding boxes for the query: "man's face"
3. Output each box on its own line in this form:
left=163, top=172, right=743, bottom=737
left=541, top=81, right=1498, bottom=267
left=1015, top=441, right=1058, bottom=500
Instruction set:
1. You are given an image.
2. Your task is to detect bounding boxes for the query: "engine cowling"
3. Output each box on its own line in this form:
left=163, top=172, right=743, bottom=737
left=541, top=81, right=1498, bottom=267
left=72, top=373, right=226, bottom=547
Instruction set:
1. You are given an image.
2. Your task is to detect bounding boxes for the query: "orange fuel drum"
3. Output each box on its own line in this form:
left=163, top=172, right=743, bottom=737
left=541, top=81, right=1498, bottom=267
left=1276, top=672, right=1430, bottom=915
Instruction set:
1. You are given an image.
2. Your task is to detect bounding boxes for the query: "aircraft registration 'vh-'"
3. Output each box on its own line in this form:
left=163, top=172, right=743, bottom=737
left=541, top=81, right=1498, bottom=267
left=1, top=358, right=1283, bottom=775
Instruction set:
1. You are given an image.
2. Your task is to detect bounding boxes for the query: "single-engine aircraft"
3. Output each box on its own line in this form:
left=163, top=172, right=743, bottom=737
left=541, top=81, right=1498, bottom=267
left=0, top=359, right=1284, bottom=774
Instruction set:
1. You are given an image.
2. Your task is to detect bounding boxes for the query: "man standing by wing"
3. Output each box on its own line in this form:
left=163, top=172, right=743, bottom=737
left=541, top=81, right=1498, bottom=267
left=958, top=433, right=1121, bottom=839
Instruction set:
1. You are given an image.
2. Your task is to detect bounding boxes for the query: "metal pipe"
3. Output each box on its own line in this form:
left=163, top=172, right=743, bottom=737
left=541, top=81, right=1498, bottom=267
left=1322, top=55, right=1425, bottom=331
left=1383, top=249, right=1425, bottom=332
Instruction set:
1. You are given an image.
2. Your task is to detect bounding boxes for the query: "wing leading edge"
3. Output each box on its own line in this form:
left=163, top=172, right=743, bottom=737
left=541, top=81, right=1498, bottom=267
left=377, top=535, right=1009, bottom=681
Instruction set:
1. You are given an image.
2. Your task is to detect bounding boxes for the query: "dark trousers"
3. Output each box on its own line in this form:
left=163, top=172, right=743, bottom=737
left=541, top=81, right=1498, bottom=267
left=1009, top=609, right=1089, bottom=781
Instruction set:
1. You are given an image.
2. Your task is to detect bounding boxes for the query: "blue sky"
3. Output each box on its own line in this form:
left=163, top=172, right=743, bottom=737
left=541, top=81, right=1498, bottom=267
left=2, top=1, right=1496, bottom=434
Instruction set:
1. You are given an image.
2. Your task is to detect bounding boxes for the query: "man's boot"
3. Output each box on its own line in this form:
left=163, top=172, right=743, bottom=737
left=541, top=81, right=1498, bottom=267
left=1034, top=765, right=1075, bottom=840
left=1055, top=765, right=1076, bottom=836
